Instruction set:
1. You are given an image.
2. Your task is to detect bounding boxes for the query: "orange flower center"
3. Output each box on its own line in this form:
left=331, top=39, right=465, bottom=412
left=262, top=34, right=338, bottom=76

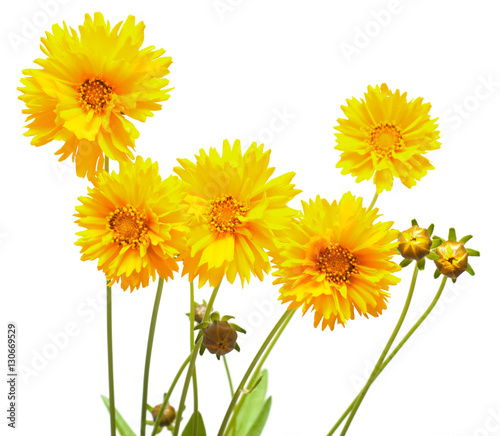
left=368, top=123, right=405, bottom=158
left=107, top=205, right=148, bottom=247
left=317, top=244, right=359, bottom=284
left=208, top=195, right=248, bottom=235
left=78, top=78, right=113, bottom=113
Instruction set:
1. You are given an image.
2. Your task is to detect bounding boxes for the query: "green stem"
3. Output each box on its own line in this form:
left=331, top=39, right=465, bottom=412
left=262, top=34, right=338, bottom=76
left=225, top=308, right=295, bottom=436
left=173, top=282, right=222, bottom=436
left=106, top=281, right=116, bottom=436
left=190, top=282, right=198, bottom=436
left=140, top=278, right=165, bottom=436
left=338, top=263, right=419, bottom=436
left=217, top=309, right=295, bottom=436
left=151, top=355, right=191, bottom=436
left=367, top=191, right=379, bottom=211
left=326, top=275, right=447, bottom=435
left=223, top=356, right=234, bottom=397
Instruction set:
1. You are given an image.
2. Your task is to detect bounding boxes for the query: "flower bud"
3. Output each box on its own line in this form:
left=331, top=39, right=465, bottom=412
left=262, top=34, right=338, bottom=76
left=202, top=321, right=237, bottom=356
left=434, top=241, right=468, bottom=279
left=398, top=226, right=432, bottom=260
left=151, top=404, right=176, bottom=427
left=194, top=304, right=206, bottom=323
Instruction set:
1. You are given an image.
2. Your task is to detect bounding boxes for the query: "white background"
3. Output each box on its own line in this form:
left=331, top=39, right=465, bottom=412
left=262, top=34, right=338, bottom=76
left=1, top=1, right=499, bottom=435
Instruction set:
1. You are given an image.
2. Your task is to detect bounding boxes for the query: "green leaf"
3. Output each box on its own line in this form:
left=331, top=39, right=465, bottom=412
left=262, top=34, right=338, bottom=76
left=416, top=258, right=426, bottom=271
left=411, top=218, right=418, bottom=226
left=399, top=258, right=412, bottom=268
left=448, top=228, right=457, bottom=242
left=210, top=311, right=220, bottom=322
left=181, top=412, right=206, bottom=436
left=460, top=234, right=473, bottom=244
left=230, top=324, right=247, bottom=334
left=221, top=315, right=235, bottom=322
left=467, top=248, right=480, bottom=257
left=101, top=396, right=136, bottom=436
left=426, top=252, right=439, bottom=261
left=466, top=264, right=476, bottom=276
left=245, top=397, right=272, bottom=436
left=431, top=237, right=443, bottom=249
left=434, top=268, right=441, bottom=279
left=236, top=371, right=268, bottom=436
left=427, top=223, right=435, bottom=236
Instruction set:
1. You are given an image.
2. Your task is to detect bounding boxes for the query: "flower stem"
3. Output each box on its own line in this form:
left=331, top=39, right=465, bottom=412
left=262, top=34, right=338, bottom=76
left=326, top=275, right=447, bottom=435
left=172, top=282, right=222, bottom=436
left=225, top=308, right=295, bottom=436
left=151, top=355, right=191, bottom=436
left=367, top=191, right=379, bottom=211
left=106, top=281, right=116, bottom=436
left=103, top=155, right=116, bottom=436
left=190, top=282, right=198, bottom=436
left=223, top=356, right=234, bottom=397
left=338, top=262, right=419, bottom=436
left=217, top=309, right=295, bottom=436
left=140, top=278, right=165, bottom=436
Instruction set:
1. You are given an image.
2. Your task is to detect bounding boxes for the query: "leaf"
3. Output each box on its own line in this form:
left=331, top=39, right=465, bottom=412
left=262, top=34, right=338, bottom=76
left=427, top=223, right=435, bottom=236
left=460, top=235, right=473, bottom=244
left=448, top=228, right=457, bottom=242
left=245, top=397, right=272, bottom=436
left=411, top=218, right=418, bottom=226
left=101, top=395, right=136, bottom=436
left=467, top=248, right=480, bottom=257
left=434, top=268, right=441, bottom=279
left=466, top=264, right=476, bottom=276
left=426, top=252, right=439, bottom=261
left=431, top=237, right=443, bottom=249
left=399, top=258, right=412, bottom=268
left=181, top=412, right=206, bottom=436
left=235, top=370, right=268, bottom=436
left=416, top=258, right=426, bottom=271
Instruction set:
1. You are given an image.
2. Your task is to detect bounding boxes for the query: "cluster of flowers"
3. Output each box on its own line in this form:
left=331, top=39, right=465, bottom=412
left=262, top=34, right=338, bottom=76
left=18, top=12, right=478, bottom=435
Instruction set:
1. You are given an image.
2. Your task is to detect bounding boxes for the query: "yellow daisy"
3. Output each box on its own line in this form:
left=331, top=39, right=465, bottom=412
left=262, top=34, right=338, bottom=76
left=75, top=157, right=187, bottom=291
left=335, top=84, right=440, bottom=193
left=19, top=12, right=172, bottom=180
left=174, top=139, right=300, bottom=288
left=270, top=192, right=400, bottom=330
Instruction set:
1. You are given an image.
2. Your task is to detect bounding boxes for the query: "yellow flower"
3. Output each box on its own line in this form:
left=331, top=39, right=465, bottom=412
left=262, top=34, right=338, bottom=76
left=174, top=139, right=300, bottom=288
left=19, top=12, right=172, bottom=180
left=398, top=225, right=432, bottom=260
left=270, top=193, right=400, bottom=330
left=334, top=84, right=440, bottom=193
left=75, top=157, right=187, bottom=291
left=434, top=241, right=468, bottom=279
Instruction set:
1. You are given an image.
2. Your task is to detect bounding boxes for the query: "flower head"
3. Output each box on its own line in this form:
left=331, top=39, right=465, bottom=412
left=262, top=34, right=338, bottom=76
left=431, top=228, right=479, bottom=281
left=151, top=404, right=176, bottom=427
left=270, top=193, right=400, bottom=330
left=19, top=12, right=172, bottom=180
left=75, top=157, right=187, bottom=291
left=435, top=241, right=468, bottom=279
left=335, top=84, right=440, bottom=193
left=398, top=225, right=432, bottom=260
left=174, top=139, right=300, bottom=287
